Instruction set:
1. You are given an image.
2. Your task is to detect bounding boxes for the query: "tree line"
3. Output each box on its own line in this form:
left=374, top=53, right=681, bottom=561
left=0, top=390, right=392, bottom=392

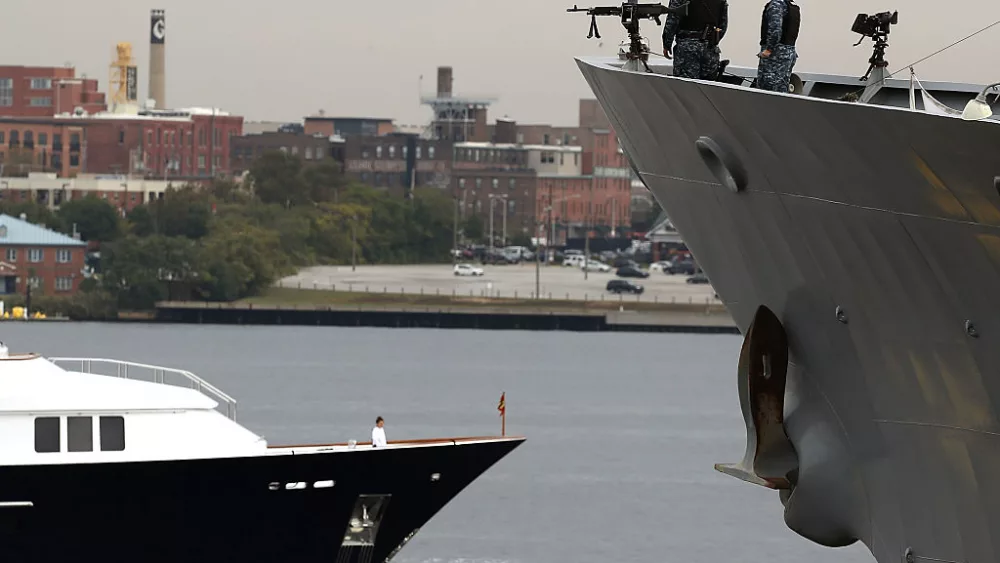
left=9, top=151, right=461, bottom=317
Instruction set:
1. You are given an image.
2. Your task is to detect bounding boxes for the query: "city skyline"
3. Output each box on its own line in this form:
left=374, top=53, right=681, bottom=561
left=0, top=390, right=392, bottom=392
left=3, top=0, right=999, bottom=127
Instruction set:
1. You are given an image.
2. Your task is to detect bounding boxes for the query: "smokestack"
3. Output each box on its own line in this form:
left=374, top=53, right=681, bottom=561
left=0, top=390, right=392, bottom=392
left=436, top=67, right=452, bottom=98
left=149, top=9, right=166, bottom=109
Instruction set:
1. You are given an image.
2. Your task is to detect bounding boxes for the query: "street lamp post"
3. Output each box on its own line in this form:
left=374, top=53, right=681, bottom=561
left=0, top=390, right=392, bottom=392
left=489, top=194, right=509, bottom=250
left=452, top=196, right=459, bottom=266
left=351, top=214, right=358, bottom=272
left=535, top=221, right=543, bottom=299
left=489, top=198, right=495, bottom=256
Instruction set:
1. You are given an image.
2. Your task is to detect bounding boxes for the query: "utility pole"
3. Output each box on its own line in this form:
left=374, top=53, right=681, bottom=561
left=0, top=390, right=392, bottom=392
left=535, top=222, right=542, bottom=299
left=489, top=198, right=495, bottom=257
left=584, top=189, right=591, bottom=281
left=452, top=196, right=459, bottom=266
left=351, top=214, right=358, bottom=272
left=502, top=201, right=507, bottom=248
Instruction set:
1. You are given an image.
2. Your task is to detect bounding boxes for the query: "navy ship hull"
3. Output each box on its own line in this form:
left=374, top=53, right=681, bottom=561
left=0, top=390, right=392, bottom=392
left=578, top=58, right=1000, bottom=563
left=0, top=437, right=523, bottom=563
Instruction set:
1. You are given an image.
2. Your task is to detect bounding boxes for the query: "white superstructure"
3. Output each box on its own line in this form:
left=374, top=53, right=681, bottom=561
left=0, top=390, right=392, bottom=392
left=0, top=344, right=264, bottom=466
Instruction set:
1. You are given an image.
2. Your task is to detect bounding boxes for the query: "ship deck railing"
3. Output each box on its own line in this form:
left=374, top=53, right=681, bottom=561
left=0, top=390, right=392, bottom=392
left=48, top=357, right=237, bottom=421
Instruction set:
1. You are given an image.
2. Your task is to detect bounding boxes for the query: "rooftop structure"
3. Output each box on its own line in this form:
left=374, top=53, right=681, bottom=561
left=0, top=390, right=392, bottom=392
left=420, top=66, right=494, bottom=143
left=0, top=213, right=85, bottom=247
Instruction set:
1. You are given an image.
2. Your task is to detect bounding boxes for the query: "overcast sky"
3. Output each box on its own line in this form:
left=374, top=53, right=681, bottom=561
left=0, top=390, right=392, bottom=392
left=4, top=1, right=999, bottom=126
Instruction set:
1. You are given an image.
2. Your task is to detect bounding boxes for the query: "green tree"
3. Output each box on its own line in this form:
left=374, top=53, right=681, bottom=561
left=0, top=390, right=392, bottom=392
left=56, top=196, right=122, bottom=242
left=127, top=186, right=212, bottom=239
left=463, top=214, right=484, bottom=243
left=101, top=235, right=203, bottom=310
left=208, top=177, right=252, bottom=204
left=248, top=151, right=307, bottom=207
left=302, top=158, right=347, bottom=204
left=198, top=216, right=290, bottom=301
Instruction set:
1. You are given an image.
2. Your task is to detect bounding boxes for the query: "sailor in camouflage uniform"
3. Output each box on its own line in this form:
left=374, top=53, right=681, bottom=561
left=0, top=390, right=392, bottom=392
left=756, top=0, right=800, bottom=92
left=661, top=0, right=728, bottom=80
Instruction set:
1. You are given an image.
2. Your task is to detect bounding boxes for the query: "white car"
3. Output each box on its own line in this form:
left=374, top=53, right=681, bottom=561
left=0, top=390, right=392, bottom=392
left=581, top=260, right=612, bottom=273
left=454, top=264, right=484, bottom=277
left=649, top=260, right=674, bottom=273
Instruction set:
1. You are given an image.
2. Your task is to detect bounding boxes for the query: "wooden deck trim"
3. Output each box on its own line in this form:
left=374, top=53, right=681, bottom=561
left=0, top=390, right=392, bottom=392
left=268, top=435, right=525, bottom=449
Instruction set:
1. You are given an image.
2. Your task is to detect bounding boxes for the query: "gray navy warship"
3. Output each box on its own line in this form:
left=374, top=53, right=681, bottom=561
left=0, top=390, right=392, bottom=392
left=571, top=3, right=1000, bottom=563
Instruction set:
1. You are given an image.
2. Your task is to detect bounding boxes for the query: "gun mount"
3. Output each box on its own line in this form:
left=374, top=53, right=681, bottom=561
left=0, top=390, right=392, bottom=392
left=568, top=2, right=689, bottom=72
left=851, top=10, right=898, bottom=82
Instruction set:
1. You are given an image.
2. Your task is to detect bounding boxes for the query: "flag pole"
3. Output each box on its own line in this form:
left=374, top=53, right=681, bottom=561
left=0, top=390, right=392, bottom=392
left=498, top=391, right=506, bottom=437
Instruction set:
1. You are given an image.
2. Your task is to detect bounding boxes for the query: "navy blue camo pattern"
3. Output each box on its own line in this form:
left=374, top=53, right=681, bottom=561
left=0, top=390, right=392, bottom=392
left=756, top=0, right=797, bottom=92
left=673, top=39, right=722, bottom=80
left=661, top=0, right=729, bottom=80
left=756, top=44, right=797, bottom=92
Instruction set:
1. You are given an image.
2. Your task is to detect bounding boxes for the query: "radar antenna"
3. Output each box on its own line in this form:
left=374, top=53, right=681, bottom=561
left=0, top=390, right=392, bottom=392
left=568, top=1, right=689, bottom=72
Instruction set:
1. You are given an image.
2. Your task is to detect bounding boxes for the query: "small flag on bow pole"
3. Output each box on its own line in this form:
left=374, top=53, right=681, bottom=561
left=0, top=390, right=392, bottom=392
left=498, top=392, right=506, bottom=436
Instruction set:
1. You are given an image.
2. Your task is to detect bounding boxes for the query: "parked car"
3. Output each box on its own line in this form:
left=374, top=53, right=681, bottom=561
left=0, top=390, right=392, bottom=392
left=665, top=260, right=697, bottom=275
left=563, top=255, right=587, bottom=268
left=454, top=263, right=485, bottom=277
left=582, top=260, right=612, bottom=273
left=649, top=260, right=673, bottom=273
left=686, top=272, right=711, bottom=284
left=606, top=279, right=644, bottom=294
left=616, top=266, right=650, bottom=279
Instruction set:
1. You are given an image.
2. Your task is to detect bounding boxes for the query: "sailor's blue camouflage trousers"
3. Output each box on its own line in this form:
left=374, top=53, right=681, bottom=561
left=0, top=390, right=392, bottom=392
left=672, top=38, right=721, bottom=80
left=755, top=44, right=797, bottom=92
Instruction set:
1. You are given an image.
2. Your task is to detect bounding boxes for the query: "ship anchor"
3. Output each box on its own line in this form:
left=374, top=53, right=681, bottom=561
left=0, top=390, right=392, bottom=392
left=715, top=305, right=799, bottom=489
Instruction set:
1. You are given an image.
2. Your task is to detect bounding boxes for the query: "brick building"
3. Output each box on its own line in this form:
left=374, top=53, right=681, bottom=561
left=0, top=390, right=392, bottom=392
left=0, top=108, right=243, bottom=179
left=452, top=143, right=604, bottom=244
left=0, top=172, right=175, bottom=214
left=230, top=132, right=345, bottom=176
left=304, top=116, right=394, bottom=138
left=343, top=133, right=452, bottom=194
left=0, top=213, right=87, bottom=296
left=0, top=66, right=106, bottom=118
left=487, top=99, right=643, bottom=232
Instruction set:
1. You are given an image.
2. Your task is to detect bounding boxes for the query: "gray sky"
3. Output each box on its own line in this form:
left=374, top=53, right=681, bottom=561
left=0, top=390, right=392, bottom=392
left=4, top=1, right=999, bottom=126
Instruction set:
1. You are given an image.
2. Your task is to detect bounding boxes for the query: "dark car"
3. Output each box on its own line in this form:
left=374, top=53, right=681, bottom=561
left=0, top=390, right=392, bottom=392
left=686, top=272, right=711, bottom=284
left=616, top=266, right=649, bottom=279
left=665, top=260, right=697, bottom=275
left=606, top=279, right=644, bottom=294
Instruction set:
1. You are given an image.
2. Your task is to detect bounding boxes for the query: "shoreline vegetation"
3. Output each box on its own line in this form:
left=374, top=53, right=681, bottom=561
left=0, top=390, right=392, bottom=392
left=12, top=151, right=478, bottom=321
left=12, top=150, right=670, bottom=324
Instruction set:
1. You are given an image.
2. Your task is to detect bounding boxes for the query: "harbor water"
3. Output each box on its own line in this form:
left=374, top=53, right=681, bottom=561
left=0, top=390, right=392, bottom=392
left=5, top=323, right=875, bottom=563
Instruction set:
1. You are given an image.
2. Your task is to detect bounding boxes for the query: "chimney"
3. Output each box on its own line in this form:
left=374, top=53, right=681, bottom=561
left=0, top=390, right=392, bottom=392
left=436, top=66, right=453, bottom=98
left=149, top=9, right=166, bottom=109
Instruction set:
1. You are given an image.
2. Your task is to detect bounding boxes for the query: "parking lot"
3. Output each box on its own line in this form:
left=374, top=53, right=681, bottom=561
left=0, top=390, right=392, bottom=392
left=278, top=263, right=719, bottom=303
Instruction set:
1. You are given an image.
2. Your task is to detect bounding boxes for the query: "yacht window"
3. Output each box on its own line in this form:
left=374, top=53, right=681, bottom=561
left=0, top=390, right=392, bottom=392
left=100, top=416, right=125, bottom=451
left=34, top=417, right=59, bottom=453
left=67, top=416, right=93, bottom=452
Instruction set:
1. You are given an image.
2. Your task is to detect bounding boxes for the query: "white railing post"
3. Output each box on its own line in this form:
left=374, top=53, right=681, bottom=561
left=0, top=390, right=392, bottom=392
left=49, top=358, right=238, bottom=422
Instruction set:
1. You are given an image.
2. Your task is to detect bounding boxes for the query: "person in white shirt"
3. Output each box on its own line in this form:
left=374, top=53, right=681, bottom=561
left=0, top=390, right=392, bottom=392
left=371, top=416, right=387, bottom=448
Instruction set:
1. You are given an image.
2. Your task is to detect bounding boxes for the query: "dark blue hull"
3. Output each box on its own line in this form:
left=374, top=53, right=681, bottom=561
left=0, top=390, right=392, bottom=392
left=0, top=438, right=523, bottom=563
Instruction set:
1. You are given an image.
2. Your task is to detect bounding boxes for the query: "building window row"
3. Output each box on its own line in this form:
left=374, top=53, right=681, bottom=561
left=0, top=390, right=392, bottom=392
left=30, top=78, right=52, bottom=90
left=28, top=97, right=52, bottom=107
left=0, top=78, right=12, bottom=107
